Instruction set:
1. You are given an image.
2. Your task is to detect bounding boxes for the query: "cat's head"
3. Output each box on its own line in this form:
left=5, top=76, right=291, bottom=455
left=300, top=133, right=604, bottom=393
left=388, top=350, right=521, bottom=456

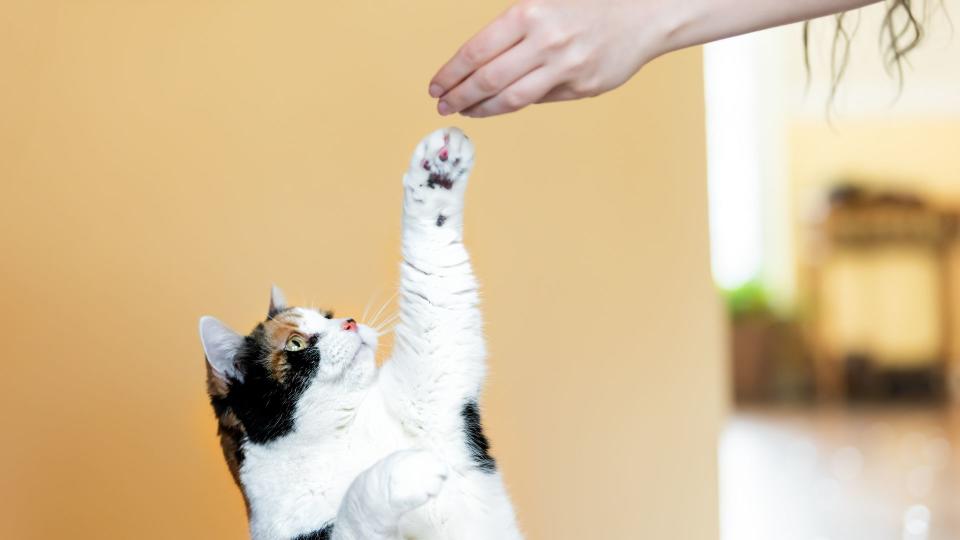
left=198, top=285, right=378, bottom=445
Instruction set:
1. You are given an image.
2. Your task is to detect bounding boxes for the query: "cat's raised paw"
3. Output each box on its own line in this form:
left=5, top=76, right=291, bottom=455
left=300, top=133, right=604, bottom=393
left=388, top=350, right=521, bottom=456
left=404, top=127, right=474, bottom=226
left=384, top=450, right=449, bottom=514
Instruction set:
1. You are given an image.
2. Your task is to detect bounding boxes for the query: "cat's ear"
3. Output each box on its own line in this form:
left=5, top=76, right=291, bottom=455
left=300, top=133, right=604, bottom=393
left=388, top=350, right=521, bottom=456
left=268, top=284, right=287, bottom=318
left=199, top=316, right=244, bottom=383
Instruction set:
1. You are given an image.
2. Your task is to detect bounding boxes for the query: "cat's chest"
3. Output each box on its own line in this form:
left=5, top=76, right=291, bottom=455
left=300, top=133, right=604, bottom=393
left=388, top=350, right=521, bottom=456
left=243, top=437, right=375, bottom=508
left=240, top=404, right=409, bottom=533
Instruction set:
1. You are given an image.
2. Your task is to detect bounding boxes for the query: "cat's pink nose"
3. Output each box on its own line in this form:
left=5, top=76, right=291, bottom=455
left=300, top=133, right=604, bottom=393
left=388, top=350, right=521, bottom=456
left=342, top=319, right=357, bottom=332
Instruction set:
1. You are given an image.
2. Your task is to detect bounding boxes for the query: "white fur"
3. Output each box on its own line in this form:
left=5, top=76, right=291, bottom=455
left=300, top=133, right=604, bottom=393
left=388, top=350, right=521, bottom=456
left=208, top=129, right=523, bottom=540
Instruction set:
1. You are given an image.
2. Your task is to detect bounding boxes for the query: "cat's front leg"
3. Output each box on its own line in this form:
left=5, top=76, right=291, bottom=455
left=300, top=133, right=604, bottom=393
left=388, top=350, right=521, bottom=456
left=333, top=450, right=448, bottom=540
left=381, top=127, right=487, bottom=433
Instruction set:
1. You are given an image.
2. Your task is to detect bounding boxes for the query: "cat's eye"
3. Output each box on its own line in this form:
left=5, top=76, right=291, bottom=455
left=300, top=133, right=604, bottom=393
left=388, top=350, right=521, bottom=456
left=285, top=335, right=307, bottom=352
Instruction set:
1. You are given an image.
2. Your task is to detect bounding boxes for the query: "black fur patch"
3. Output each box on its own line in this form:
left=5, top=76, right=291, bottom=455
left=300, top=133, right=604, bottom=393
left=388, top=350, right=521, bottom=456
left=223, top=324, right=323, bottom=444
left=427, top=173, right=454, bottom=190
left=220, top=420, right=246, bottom=467
left=462, top=401, right=496, bottom=472
left=292, top=523, right=334, bottom=540
left=436, top=214, right=447, bottom=227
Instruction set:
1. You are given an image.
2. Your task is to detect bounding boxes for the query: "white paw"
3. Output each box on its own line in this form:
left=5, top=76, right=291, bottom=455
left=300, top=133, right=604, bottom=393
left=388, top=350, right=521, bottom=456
left=404, top=127, right=475, bottom=226
left=384, top=450, right=449, bottom=515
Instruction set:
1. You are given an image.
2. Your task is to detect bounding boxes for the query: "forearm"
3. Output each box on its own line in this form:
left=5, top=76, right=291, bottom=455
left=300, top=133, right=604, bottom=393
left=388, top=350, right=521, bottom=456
left=384, top=129, right=487, bottom=416
left=429, top=0, right=887, bottom=117
left=658, top=0, right=884, bottom=55
left=395, top=224, right=483, bottom=365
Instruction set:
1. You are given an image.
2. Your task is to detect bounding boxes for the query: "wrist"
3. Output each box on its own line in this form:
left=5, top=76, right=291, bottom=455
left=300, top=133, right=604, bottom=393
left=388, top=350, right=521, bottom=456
left=651, top=0, right=887, bottom=58
left=651, top=0, right=707, bottom=58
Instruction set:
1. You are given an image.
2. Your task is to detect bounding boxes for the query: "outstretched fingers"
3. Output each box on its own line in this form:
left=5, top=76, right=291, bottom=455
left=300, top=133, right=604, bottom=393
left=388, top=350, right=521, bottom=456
left=429, top=6, right=528, bottom=105
left=435, top=39, right=542, bottom=116
left=460, top=67, right=557, bottom=117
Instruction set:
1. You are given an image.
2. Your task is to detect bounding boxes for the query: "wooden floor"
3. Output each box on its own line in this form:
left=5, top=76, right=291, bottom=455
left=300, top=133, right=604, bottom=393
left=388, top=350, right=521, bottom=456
left=720, top=406, right=960, bottom=540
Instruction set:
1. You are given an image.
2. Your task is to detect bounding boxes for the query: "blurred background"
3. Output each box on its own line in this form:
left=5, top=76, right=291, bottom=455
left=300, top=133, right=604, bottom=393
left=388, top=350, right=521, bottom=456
left=2, top=1, right=958, bottom=539
left=706, top=1, right=960, bottom=539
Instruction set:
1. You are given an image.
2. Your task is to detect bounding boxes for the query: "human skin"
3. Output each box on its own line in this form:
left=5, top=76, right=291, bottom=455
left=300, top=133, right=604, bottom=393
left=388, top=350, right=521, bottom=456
left=429, top=0, right=882, bottom=118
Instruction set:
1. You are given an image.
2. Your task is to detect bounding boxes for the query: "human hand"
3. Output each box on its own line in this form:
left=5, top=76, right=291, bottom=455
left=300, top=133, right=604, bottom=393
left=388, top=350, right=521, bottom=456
left=427, top=0, right=672, bottom=118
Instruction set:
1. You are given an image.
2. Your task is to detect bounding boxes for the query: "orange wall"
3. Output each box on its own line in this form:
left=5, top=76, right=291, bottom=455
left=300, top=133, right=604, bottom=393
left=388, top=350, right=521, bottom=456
left=0, top=1, right=724, bottom=538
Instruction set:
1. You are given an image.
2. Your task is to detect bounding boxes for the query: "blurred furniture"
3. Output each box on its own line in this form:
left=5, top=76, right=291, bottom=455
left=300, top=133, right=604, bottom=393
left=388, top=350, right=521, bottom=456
left=806, top=185, right=957, bottom=401
left=731, top=311, right=813, bottom=403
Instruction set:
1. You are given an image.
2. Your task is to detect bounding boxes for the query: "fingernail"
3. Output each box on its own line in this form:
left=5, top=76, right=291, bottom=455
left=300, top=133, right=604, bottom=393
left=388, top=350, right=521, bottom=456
left=437, top=101, right=451, bottom=115
left=428, top=84, right=444, bottom=97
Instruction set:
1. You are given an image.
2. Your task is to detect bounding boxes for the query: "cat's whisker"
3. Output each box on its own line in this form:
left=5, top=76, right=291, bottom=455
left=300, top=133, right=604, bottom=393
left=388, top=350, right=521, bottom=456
left=376, top=324, right=398, bottom=336
left=368, top=290, right=397, bottom=327
left=361, top=292, right=379, bottom=323
left=370, top=294, right=395, bottom=327
left=375, top=310, right=400, bottom=325
left=374, top=313, right=400, bottom=332
left=360, top=294, right=373, bottom=321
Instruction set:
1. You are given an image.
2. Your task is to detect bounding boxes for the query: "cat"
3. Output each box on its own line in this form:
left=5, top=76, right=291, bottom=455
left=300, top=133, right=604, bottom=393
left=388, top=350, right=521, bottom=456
left=199, top=128, right=524, bottom=540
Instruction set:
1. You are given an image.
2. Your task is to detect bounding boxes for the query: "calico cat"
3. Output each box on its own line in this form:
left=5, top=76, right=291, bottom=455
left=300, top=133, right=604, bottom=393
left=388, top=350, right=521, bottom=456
left=199, top=128, right=523, bottom=540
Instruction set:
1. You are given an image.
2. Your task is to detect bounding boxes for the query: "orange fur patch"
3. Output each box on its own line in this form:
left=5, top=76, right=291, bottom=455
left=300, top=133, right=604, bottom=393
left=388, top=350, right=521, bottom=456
left=261, top=312, right=305, bottom=383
